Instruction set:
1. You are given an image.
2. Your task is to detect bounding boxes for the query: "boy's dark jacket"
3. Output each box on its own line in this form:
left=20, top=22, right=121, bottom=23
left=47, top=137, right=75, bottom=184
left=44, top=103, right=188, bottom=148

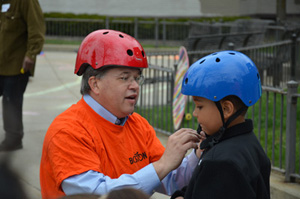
left=172, top=119, right=271, bottom=199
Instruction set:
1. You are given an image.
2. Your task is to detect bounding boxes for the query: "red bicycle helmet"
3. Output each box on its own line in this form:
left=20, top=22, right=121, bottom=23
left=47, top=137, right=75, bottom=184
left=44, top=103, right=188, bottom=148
left=75, top=29, right=148, bottom=76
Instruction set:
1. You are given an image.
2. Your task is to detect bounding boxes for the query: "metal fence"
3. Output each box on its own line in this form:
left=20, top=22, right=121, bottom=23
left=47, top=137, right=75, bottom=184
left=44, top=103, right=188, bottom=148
left=45, top=16, right=300, bottom=181
left=136, top=37, right=300, bottom=182
left=45, top=17, right=190, bottom=46
left=45, top=17, right=298, bottom=46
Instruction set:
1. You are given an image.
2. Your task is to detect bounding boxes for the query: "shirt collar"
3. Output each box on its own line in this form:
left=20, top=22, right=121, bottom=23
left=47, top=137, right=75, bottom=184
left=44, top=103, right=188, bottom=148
left=83, top=94, right=128, bottom=126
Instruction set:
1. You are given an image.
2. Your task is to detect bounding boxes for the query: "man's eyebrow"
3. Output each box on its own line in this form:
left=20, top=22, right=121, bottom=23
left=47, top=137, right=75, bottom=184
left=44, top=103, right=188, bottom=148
left=117, top=71, right=130, bottom=76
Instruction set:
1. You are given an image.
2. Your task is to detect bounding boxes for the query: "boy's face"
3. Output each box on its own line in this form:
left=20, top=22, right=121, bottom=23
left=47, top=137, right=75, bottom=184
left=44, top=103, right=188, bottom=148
left=93, top=67, right=141, bottom=118
left=192, top=96, right=223, bottom=136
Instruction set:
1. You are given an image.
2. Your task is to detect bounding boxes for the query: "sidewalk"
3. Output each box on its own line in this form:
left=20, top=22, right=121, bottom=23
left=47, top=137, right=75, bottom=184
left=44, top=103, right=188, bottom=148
left=0, top=47, right=299, bottom=199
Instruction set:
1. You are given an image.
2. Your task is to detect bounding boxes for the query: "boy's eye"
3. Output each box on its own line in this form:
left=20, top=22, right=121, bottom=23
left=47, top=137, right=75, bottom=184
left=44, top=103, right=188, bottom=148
left=197, top=106, right=203, bottom=110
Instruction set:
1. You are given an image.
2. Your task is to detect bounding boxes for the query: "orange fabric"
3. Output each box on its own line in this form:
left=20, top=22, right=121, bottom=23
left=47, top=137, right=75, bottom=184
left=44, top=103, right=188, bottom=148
left=40, top=98, right=165, bottom=199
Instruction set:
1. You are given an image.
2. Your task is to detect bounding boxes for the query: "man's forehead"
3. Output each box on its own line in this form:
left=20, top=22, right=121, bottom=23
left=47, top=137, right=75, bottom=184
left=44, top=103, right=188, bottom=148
left=108, top=67, right=142, bottom=74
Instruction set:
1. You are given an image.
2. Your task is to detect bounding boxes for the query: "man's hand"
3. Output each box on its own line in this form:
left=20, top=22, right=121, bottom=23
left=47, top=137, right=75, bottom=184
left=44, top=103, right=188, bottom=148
left=196, top=131, right=206, bottom=158
left=153, top=128, right=200, bottom=180
left=21, top=56, right=35, bottom=73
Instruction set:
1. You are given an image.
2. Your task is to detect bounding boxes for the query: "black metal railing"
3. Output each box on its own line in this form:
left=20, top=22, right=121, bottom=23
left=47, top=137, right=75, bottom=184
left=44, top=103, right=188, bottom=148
left=136, top=36, right=300, bottom=182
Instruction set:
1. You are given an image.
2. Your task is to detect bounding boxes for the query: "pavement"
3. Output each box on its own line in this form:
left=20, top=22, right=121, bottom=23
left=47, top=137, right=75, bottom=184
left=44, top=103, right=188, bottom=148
left=0, top=45, right=299, bottom=199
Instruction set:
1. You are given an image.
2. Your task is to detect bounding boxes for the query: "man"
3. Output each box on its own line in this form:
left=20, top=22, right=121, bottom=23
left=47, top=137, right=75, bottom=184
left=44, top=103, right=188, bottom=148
left=0, top=0, right=45, bottom=151
left=40, top=29, right=201, bottom=199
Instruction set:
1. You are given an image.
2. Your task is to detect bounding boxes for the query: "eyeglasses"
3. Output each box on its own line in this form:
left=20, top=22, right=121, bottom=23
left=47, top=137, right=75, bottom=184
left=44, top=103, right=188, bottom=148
left=117, top=74, right=145, bottom=85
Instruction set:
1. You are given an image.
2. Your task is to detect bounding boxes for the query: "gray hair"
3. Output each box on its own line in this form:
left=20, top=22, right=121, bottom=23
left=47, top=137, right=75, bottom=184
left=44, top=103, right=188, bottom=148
left=80, top=65, right=108, bottom=95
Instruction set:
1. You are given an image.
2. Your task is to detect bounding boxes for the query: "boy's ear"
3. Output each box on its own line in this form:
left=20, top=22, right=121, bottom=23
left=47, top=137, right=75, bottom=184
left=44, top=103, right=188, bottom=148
left=221, top=100, right=235, bottom=120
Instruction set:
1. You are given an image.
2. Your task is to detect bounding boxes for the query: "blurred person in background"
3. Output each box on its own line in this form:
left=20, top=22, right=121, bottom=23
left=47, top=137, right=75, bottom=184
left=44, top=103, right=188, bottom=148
left=59, top=188, right=149, bottom=199
left=0, top=0, right=45, bottom=151
left=0, top=156, right=28, bottom=198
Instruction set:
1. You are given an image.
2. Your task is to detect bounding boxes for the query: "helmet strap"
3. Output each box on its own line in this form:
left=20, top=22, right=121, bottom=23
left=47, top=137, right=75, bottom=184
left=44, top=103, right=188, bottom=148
left=206, top=102, right=247, bottom=146
left=224, top=106, right=247, bottom=128
left=200, top=101, right=247, bottom=150
left=215, top=101, right=225, bottom=126
left=215, top=101, right=247, bottom=129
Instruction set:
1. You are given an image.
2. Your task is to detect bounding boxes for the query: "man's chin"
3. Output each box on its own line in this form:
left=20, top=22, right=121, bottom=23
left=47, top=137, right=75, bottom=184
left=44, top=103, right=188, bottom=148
left=122, top=108, right=135, bottom=117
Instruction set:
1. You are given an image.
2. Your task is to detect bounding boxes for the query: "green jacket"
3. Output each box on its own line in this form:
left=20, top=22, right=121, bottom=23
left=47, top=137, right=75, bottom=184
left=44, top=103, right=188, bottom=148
left=0, top=0, right=45, bottom=76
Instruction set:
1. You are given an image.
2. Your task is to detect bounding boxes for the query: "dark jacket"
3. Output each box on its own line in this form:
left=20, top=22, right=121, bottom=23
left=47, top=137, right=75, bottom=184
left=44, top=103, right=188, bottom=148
left=180, top=120, right=271, bottom=199
left=0, top=0, right=45, bottom=76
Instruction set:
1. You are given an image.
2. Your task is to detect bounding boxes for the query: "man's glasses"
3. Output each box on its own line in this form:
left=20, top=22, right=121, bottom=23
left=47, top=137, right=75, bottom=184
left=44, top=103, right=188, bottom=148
left=117, top=74, right=145, bottom=85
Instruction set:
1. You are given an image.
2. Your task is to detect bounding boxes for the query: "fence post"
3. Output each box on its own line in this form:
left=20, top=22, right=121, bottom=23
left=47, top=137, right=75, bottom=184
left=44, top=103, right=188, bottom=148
left=155, top=18, right=159, bottom=48
left=285, top=80, right=299, bottom=182
left=227, top=42, right=235, bottom=50
left=134, top=18, right=138, bottom=39
left=105, top=17, right=109, bottom=29
left=290, top=33, right=297, bottom=80
left=172, top=62, right=178, bottom=132
left=162, top=20, right=166, bottom=46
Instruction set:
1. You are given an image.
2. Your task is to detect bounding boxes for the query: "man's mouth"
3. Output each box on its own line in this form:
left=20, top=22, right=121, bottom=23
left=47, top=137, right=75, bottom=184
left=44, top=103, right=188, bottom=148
left=125, top=95, right=137, bottom=100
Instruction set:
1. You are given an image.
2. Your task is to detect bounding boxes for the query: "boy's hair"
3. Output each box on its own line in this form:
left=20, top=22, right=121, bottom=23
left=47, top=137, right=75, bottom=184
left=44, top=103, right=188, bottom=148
left=106, top=188, right=149, bottom=199
left=221, top=95, right=248, bottom=116
left=59, top=194, right=101, bottom=199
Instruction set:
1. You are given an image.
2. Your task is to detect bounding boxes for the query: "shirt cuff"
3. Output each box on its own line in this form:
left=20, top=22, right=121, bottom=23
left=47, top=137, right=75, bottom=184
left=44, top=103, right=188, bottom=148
left=188, top=149, right=200, bottom=166
left=134, top=163, right=161, bottom=195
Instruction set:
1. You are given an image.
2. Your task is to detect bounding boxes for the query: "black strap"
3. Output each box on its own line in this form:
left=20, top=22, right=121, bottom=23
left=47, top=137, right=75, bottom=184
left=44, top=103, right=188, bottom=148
left=200, top=102, right=247, bottom=150
left=224, top=106, right=247, bottom=128
left=215, top=101, right=225, bottom=125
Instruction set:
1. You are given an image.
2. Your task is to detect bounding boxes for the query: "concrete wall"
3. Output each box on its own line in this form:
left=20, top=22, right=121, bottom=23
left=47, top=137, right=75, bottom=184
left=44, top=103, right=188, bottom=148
left=38, top=0, right=202, bottom=17
left=200, top=0, right=240, bottom=16
left=200, top=0, right=300, bottom=16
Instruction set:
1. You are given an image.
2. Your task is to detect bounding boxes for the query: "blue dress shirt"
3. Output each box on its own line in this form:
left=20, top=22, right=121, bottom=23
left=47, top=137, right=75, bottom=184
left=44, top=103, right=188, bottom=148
left=61, top=94, right=199, bottom=196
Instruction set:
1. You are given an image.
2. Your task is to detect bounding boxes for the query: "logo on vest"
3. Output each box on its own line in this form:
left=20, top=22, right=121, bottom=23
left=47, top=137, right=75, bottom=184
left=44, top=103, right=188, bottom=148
left=129, top=151, right=147, bottom=164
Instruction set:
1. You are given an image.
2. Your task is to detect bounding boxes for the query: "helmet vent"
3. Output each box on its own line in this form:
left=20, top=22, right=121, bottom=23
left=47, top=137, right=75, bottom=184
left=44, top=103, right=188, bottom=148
left=127, top=49, right=133, bottom=56
left=216, top=58, right=220, bottom=62
left=185, top=78, right=188, bottom=84
left=103, top=31, right=109, bottom=35
left=200, top=59, right=205, bottom=64
left=141, top=51, right=145, bottom=57
left=119, top=34, right=124, bottom=38
left=229, top=52, right=235, bottom=55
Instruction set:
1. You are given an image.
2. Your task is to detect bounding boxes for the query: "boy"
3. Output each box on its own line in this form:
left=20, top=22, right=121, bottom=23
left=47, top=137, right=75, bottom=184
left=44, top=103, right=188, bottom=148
left=172, top=50, right=271, bottom=199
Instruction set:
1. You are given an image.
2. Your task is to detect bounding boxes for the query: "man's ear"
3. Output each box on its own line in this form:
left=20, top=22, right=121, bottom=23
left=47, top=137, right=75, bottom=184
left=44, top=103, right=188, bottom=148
left=221, top=100, right=235, bottom=120
left=88, top=76, right=100, bottom=95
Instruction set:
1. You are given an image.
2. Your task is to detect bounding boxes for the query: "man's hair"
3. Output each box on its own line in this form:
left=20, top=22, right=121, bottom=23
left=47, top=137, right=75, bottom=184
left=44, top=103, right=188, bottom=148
left=221, top=95, right=248, bottom=116
left=80, top=65, right=109, bottom=95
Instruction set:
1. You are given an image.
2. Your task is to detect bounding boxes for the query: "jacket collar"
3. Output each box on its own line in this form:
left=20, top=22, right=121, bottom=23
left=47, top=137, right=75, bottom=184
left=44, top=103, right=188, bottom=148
left=200, top=119, right=253, bottom=150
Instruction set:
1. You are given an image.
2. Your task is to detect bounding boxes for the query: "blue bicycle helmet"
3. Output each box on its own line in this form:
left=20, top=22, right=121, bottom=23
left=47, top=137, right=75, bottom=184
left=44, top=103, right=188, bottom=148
left=181, top=50, right=261, bottom=107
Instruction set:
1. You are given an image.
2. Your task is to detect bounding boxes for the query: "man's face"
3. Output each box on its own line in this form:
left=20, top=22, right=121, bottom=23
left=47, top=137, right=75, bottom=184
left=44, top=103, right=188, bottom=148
left=94, top=67, right=141, bottom=118
left=192, top=96, right=223, bottom=136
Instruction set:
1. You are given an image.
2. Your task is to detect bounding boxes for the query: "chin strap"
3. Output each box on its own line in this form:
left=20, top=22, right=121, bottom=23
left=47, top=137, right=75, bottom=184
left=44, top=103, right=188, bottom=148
left=200, top=101, right=247, bottom=150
